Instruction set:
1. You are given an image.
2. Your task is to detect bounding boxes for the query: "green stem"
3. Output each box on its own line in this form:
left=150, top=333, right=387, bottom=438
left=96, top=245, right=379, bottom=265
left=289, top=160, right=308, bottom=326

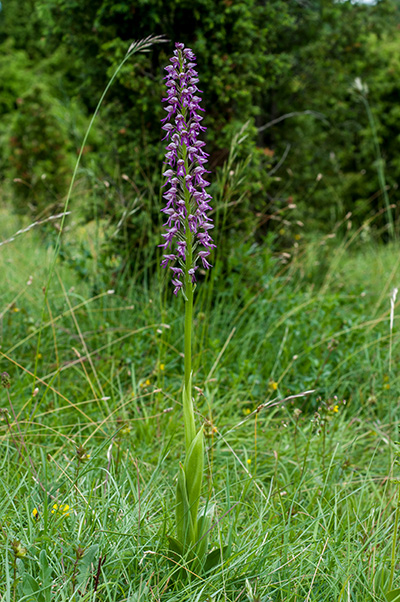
left=13, top=558, right=16, bottom=602
left=182, top=119, right=196, bottom=452
left=184, top=280, right=193, bottom=394
left=183, top=279, right=196, bottom=453
left=389, top=481, right=400, bottom=591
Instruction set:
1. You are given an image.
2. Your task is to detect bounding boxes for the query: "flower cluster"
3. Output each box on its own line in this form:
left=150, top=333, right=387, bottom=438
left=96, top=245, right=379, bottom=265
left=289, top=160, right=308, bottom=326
left=160, top=42, right=215, bottom=295
left=51, top=503, right=70, bottom=517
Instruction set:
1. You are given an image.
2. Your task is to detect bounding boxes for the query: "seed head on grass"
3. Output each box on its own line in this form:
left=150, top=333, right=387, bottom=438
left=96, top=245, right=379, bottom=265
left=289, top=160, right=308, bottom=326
left=1, top=372, right=11, bottom=389
left=160, top=42, right=215, bottom=295
left=76, top=444, right=90, bottom=463
left=11, top=539, right=27, bottom=558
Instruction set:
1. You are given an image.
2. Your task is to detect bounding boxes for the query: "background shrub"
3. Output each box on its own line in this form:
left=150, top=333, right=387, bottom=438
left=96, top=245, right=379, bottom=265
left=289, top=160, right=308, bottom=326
left=0, top=0, right=399, bottom=255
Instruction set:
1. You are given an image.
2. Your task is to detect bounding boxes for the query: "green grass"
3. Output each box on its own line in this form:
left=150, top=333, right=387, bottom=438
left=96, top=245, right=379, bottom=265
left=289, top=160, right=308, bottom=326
left=1, top=207, right=400, bottom=600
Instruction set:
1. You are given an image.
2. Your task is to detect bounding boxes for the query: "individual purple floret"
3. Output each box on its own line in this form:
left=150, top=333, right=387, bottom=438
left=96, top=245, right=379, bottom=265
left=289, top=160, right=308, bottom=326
left=160, top=42, right=215, bottom=295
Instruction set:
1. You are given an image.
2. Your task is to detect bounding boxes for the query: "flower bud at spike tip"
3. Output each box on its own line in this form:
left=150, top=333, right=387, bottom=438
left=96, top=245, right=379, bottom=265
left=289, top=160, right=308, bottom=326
left=160, top=42, right=215, bottom=295
left=1, top=372, right=11, bottom=389
left=11, top=540, right=27, bottom=558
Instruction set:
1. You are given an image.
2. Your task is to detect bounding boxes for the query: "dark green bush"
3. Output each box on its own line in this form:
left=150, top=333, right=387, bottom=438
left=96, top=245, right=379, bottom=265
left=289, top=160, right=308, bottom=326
left=1, top=0, right=400, bottom=255
left=5, top=84, right=73, bottom=216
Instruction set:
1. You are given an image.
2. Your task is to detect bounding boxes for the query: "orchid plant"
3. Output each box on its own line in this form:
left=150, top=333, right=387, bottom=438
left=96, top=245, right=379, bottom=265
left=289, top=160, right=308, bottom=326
left=159, top=42, right=215, bottom=569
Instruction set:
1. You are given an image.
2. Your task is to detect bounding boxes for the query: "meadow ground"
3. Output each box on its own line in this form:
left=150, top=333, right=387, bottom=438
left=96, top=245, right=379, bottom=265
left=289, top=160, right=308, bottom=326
left=1, top=207, right=400, bottom=601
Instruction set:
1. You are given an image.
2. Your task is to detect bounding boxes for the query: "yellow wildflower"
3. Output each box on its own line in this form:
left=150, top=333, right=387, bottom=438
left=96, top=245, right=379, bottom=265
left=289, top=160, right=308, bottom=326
left=268, top=380, right=278, bottom=392
left=243, top=408, right=251, bottom=415
left=333, top=405, right=339, bottom=413
left=51, top=503, right=70, bottom=517
left=247, top=458, right=252, bottom=465
left=32, top=508, right=39, bottom=520
left=160, top=363, right=165, bottom=371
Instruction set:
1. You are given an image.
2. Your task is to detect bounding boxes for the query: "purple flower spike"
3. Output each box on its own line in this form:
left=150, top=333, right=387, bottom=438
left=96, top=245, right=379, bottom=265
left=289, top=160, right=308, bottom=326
left=160, top=42, right=215, bottom=294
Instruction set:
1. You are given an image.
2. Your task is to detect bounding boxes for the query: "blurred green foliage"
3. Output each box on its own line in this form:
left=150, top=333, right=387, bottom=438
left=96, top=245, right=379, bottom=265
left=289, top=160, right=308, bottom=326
left=5, top=84, right=73, bottom=215
left=0, top=0, right=399, bottom=256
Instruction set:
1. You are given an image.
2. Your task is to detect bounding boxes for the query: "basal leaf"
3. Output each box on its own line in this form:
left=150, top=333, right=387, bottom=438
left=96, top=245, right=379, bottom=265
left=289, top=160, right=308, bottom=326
left=203, top=545, right=229, bottom=573
left=176, top=462, right=195, bottom=546
left=374, top=568, right=390, bottom=595
left=182, top=375, right=196, bottom=452
left=167, top=535, right=183, bottom=557
left=184, top=427, right=204, bottom=527
left=196, top=504, right=214, bottom=563
left=77, top=544, right=100, bottom=588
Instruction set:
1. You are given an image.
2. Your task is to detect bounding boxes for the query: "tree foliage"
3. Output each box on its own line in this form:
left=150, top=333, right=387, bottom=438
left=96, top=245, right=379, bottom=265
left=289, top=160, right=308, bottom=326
left=1, top=0, right=399, bottom=246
